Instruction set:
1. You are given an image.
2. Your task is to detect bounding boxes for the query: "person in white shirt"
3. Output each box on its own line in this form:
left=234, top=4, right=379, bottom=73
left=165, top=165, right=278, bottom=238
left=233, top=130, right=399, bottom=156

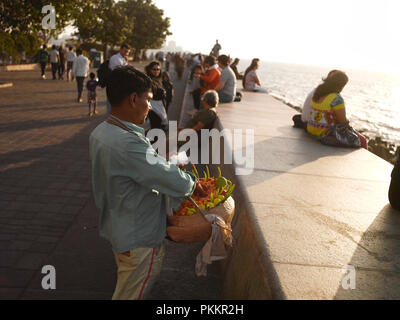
left=50, top=45, right=59, bottom=80
left=107, top=44, right=131, bottom=113
left=109, top=43, right=130, bottom=71
left=66, top=46, right=76, bottom=82
left=72, top=48, right=90, bottom=103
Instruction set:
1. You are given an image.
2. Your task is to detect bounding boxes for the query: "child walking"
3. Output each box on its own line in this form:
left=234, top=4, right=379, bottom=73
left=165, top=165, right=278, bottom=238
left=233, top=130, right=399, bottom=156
left=86, top=72, right=98, bottom=116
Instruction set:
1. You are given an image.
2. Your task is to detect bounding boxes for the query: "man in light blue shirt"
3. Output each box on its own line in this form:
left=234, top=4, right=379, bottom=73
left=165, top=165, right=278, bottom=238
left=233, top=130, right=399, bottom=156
left=89, top=66, right=205, bottom=300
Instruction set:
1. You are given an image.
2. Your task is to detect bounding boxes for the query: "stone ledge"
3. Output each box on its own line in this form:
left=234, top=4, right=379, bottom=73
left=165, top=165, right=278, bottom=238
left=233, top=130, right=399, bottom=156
left=209, top=91, right=399, bottom=300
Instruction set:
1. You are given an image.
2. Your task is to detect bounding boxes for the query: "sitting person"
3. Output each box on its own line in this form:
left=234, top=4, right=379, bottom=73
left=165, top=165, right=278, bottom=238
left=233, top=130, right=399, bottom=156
left=191, top=56, right=220, bottom=110
left=215, top=55, right=237, bottom=103
left=199, top=55, right=221, bottom=94
left=243, top=58, right=268, bottom=93
left=184, top=90, right=219, bottom=132
left=292, top=70, right=339, bottom=130
left=230, top=58, right=243, bottom=80
left=307, top=70, right=368, bottom=149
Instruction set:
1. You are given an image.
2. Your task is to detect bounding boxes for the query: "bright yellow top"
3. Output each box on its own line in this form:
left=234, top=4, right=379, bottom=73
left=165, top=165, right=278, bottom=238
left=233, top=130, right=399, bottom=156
left=307, top=93, right=345, bottom=136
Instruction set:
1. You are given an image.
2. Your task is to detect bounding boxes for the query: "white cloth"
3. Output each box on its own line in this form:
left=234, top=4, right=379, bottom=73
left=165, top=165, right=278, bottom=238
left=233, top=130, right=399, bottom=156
left=142, top=100, right=168, bottom=131
left=66, top=51, right=76, bottom=62
left=195, top=214, right=231, bottom=277
left=72, top=55, right=89, bottom=77
left=301, top=88, right=315, bottom=122
left=109, top=52, right=128, bottom=71
left=207, top=64, right=219, bottom=72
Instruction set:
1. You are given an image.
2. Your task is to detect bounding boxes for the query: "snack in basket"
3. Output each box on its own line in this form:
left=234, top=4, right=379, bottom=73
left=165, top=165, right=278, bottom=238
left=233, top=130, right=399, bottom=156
left=174, top=165, right=235, bottom=216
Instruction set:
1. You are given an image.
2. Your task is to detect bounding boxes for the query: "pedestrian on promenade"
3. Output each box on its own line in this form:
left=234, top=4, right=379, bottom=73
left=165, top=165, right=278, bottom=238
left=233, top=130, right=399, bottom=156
left=243, top=58, right=268, bottom=93
left=72, top=48, right=89, bottom=103
left=66, top=46, right=76, bottom=81
left=86, top=72, right=98, bottom=116
left=89, top=65, right=206, bottom=300
left=144, top=61, right=168, bottom=132
left=215, top=55, right=237, bottom=103
left=109, top=43, right=130, bottom=71
left=106, top=43, right=131, bottom=114
left=58, top=45, right=66, bottom=80
left=50, top=45, right=60, bottom=80
left=34, top=44, right=49, bottom=79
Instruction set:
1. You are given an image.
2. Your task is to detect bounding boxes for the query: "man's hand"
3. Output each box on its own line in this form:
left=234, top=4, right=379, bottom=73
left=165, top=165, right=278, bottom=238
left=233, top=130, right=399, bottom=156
left=194, top=180, right=207, bottom=197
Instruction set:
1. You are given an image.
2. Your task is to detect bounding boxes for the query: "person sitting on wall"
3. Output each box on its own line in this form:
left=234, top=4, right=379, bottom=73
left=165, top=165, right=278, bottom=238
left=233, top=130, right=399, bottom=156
left=230, top=58, right=243, bottom=80
left=183, top=90, right=219, bottom=132
left=192, top=56, right=221, bottom=110
left=306, top=70, right=368, bottom=149
left=292, top=70, right=339, bottom=130
left=243, top=58, right=268, bottom=93
left=214, top=55, right=237, bottom=103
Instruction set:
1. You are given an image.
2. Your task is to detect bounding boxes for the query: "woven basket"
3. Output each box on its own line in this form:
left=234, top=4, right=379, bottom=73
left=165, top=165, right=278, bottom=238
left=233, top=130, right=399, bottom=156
left=167, top=196, right=235, bottom=243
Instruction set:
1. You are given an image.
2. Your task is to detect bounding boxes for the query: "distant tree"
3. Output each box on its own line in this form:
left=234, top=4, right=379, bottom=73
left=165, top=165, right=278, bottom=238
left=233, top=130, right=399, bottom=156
left=0, top=0, right=80, bottom=60
left=0, top=0, right=78, bottom=42
left=73, top=0, right=133, bottom=59
left=122, top=0, right=171, bottom=59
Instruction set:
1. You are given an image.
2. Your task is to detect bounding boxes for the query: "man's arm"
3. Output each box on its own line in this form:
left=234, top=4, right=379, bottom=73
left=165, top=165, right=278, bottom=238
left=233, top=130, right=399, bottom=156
left=125, top=138, right=196, bottom=199
left=215, top=81, right=225, bottom=92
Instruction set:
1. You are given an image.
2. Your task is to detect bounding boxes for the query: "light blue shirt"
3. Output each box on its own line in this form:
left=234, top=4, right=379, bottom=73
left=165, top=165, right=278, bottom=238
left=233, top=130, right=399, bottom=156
left=89, top=116, right=196, bottom=253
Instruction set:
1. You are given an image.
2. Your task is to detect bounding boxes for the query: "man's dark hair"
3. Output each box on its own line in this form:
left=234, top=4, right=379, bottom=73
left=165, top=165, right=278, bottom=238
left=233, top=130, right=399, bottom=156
left=76, top=48, right=82, bottom=55
left=90, top=72, right=95, bottom=79
left=42, top=44, right=47, bottom=49
left=120, top=43, right=131, bottom=50
left=204, top=55, right=216, bottom=66
left=52, top=45, right=56, bottom=50
left=69, top=46, right=73, bottom=51
left=217, top=55, right=230, bottom=67
left=106, top=66, right=152, bottom=106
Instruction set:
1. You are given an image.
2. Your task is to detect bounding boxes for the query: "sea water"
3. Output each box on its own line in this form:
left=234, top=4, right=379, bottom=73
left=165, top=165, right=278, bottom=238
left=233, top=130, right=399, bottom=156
left=237, top=60, right=400, bottom=146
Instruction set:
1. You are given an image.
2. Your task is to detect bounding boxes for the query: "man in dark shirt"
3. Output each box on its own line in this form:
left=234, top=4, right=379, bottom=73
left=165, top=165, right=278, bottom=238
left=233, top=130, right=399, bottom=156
left=58, top=45, right=66, bottom=80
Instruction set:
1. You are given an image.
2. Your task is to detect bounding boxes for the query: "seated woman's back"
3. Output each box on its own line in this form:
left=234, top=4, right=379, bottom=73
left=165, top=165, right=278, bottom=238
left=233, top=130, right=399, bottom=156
left=306, top=71, right=349, bottom=137
left=307, top=93, right=345, bottom=136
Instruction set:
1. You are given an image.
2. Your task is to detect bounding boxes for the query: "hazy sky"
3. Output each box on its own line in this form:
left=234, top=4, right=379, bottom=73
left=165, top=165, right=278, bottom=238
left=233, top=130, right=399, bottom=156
left=152, top=0, right=400, bottom=73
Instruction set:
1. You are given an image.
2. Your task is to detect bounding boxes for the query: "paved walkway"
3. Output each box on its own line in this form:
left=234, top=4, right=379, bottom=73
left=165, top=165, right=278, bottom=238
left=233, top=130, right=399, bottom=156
left=0, top=66, right=221, bottom=299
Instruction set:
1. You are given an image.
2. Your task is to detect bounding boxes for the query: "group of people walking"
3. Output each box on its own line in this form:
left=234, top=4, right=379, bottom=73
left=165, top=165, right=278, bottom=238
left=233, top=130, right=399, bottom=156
left=35, top=44, right=99, bottom=115
left=35, top=44, right=77, bottom=81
